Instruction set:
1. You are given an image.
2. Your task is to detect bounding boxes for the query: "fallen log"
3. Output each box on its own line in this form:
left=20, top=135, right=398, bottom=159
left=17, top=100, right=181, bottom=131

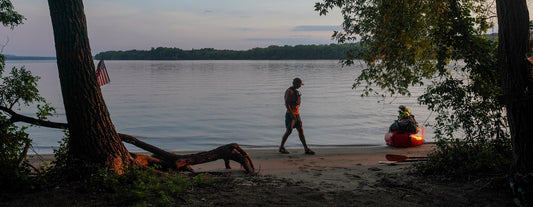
left=121, top=133, right=254, bottom=173
left=1, top=106, right=255, bottom=173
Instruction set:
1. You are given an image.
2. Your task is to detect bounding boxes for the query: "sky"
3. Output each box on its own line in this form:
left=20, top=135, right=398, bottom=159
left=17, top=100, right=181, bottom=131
left=1, top=0, right=343, bottom=57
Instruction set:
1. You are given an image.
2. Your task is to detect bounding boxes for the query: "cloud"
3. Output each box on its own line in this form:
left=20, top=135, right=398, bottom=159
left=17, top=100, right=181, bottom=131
left=292, top=25, right=341, bottom=32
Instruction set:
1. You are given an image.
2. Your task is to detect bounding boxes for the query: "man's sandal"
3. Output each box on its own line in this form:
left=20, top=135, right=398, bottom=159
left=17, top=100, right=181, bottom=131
left=279, top=147, right=290, bottom=154
left=305, top=149, right=315, bottom=155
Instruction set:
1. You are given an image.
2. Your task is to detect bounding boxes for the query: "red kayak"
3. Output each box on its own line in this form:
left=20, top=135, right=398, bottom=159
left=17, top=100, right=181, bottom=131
left=385, top=126, right=425, bottom=147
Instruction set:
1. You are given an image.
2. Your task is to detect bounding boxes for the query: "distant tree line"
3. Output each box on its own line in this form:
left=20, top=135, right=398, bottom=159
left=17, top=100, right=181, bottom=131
left=4, top=55, right=56, bottom=60
left=94, top=44, right=362, bottom=60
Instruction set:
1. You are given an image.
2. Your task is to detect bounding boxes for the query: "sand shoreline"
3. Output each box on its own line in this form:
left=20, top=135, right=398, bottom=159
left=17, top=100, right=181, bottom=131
left=27, top=144, right=434, bottom=171
left=27, top=144, right=435, bottom=192
left=197, top=144, right=434, bottom=191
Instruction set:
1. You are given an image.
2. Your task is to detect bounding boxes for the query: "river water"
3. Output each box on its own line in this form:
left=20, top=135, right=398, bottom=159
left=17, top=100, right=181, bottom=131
left=5, top=60, right=434, bottom=154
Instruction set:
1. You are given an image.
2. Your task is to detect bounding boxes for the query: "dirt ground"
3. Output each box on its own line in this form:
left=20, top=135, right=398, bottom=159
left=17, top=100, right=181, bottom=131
left=1, top=145, right=517, bottom=206
left=0, top=167, right=513, bottom=207
left=181, top=166, right=513, bottom=206
left=174, top=145, right=515, bottom=206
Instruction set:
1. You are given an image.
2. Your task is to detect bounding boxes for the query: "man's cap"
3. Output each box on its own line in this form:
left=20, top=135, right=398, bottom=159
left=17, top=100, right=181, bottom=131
left=399, top=105, right=407, bottom=110
left=293, top=78, right=304, bottom=85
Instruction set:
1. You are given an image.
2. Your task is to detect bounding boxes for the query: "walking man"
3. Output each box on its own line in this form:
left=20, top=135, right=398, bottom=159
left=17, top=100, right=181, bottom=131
left=279, top=78, right=315, bottom=155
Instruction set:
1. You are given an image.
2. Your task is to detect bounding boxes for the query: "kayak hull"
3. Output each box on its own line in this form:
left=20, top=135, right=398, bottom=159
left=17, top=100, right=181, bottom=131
left=385, top=126, right=425, bottom=147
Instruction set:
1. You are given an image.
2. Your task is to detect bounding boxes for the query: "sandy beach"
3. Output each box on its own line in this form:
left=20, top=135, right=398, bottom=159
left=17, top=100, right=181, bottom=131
left=192, top=144, right=434, bottom=191
left=187, top=144, right=509, bottom=206
left=22, top=144, right=514, bottom=206
left=28, top=144, right=434, bottom=191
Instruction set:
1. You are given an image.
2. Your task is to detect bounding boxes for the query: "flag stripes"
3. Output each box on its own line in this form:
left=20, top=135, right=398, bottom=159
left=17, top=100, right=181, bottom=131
left=96, top=59, right=110, bottom=86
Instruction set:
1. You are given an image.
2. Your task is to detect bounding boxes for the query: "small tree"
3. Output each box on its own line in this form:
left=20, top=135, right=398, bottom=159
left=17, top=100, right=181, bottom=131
left=0, top=0, right=56, bottom=188
left=0, top=66, right=56, bottom=187
left=315, top=0, right=511, bottom=176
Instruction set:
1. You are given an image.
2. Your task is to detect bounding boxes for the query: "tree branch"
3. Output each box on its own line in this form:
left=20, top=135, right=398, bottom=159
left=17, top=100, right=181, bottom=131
left=1, top=105, right=68, bottom=128
left=1, top=106, right=255, bottom=173
left=9, top=97, right=21, bottom=110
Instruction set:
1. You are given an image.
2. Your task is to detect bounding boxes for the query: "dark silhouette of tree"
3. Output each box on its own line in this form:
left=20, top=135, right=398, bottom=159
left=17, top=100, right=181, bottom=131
left=495, top=0, right=533, bottom=190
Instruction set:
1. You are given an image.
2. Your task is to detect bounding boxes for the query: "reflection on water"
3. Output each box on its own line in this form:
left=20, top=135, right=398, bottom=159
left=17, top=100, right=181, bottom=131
left=5, top=60, right=434, bottom=153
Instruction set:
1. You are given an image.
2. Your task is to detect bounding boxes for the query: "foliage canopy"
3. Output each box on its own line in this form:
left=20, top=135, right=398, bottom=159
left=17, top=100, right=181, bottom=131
left=316, top=0, right=511, bottom=176
left=0, top=0, right=24, bottom=29
left=316, top=0, right=495, bottom=96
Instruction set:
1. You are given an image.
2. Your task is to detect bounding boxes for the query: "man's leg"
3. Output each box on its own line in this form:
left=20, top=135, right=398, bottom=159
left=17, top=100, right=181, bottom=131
left=296, top=127, right=314, bottom=154
left=280, top=114, right=295, bottom=153
left=296, top=127, right=309, bottom=150
left=280, top=128, right=292, bottom=148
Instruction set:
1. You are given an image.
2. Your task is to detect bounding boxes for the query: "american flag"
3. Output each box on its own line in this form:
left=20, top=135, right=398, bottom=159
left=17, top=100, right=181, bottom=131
left=96, top=59, right=110, bottom=86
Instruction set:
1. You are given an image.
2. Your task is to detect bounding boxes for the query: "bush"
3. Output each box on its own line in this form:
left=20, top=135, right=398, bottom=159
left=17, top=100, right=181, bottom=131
left=88, top=166, right=208, bottom=206
left=0, top=62, right=57, bottom=191
left=0, top=121, right=32, bottom=190
left=416, top=137, right=512, bottom=179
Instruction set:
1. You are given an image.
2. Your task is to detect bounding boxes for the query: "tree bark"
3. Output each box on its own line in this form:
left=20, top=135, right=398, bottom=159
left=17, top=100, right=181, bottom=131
left=495, top=0, right=533, bottom=192
left=48, top=0, right=133, bottom=171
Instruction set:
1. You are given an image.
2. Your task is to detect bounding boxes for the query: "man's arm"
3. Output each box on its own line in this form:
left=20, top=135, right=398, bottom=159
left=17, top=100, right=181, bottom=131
left=284, top=89, right=295, bottom=116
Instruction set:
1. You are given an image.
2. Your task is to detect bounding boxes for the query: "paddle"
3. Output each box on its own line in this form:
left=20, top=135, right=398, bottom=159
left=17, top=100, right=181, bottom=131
left=385, top=154, right=428, bottom=162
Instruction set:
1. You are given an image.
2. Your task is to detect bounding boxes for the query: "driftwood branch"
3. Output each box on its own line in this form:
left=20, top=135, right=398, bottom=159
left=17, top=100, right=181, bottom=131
left=121, top=133, right=254, bottom=173
left=1, top=106, right=255, bottom=173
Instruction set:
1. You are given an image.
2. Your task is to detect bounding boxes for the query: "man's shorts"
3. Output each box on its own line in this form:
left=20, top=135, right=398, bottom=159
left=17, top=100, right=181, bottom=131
left=285, top=113, right=302, bottom=129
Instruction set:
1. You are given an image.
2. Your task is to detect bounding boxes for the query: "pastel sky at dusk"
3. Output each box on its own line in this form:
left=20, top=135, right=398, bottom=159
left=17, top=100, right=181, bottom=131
left=5, top=1, right=533, bottom=57
left=1, top=0, right=343, bottom=57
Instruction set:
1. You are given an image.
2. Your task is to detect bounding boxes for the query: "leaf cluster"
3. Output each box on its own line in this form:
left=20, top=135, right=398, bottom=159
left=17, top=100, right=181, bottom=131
left=1, top=66, right=43, bottom=108
left=0, top=0, right=24, bottom=29
left=419, top=36, right=506, bottom=139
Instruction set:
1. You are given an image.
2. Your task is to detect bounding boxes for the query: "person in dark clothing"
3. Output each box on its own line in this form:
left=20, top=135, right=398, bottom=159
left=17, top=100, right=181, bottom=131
left=279, top=78, right=315, bottom=155
left=391, top=105, right=418, bottom=133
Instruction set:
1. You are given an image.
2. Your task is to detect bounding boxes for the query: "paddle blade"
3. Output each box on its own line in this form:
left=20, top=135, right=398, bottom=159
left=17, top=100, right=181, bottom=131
left=386, top=154, right=408, bottom=162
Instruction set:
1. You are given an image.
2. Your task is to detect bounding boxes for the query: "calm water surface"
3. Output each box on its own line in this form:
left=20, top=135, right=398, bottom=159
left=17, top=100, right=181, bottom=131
left=5, top=60, right=434, bottom=154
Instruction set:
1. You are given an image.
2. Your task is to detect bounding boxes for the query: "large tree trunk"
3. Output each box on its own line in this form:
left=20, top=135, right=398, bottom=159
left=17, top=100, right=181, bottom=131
left=48, top=0, right=133, bottom=171
left=495, top=0, right=533, bottom=195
